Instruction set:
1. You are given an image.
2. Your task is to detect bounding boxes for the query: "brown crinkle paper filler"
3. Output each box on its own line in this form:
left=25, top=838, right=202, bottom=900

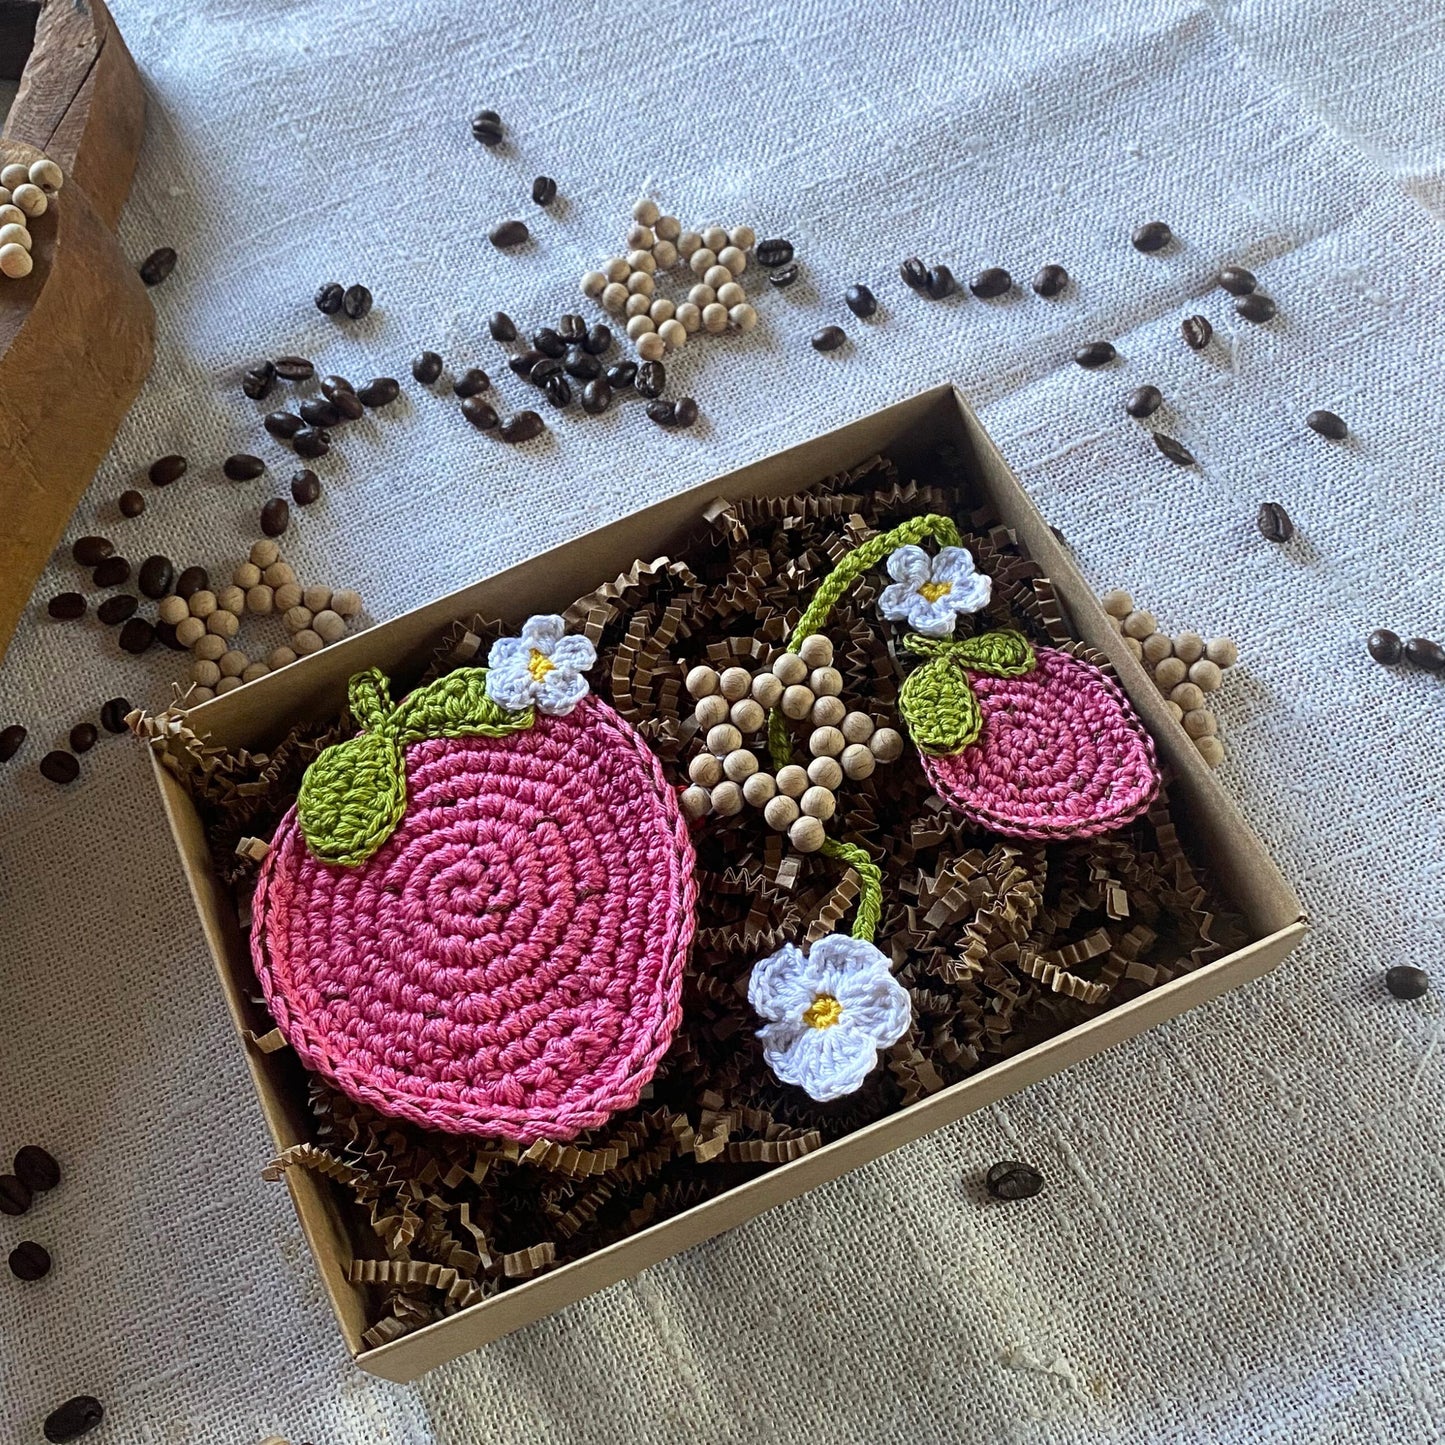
left=143, top=446, right=1246, bottom=1345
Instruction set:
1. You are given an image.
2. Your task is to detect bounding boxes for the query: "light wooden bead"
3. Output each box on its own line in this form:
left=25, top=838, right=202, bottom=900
left=706, top=723, right=742, bottom=755
left=701, top=225, right=729, bottom=251
left=602, top=282, right=629, bottom=313
left=632, top=197, right=660, bottom=225
left=1106, top=615, right=1123, bottom=633
left=636, top=332, right=666, bottom=361
left=626, top=315, right=655, bottom=340
left=605, top=258, right=631, bottom=282
left=1188, top=659, right=1223, bottom=692
left=764, top=794, right=799, bottom=830
left=809, top=666, right=843, bottom=696
left=263, top=561, right=295, bottom=588
left=841, top=711, right=874, bottom=744
left=807, top=756, right=843, bottom=790
left=1122, top=609, right=1157, bottom=639
left=702, top=302, right=729, bottom=334
left=273, top=582, right=303, bottom=613
left=624, top=291, right=652, bottom=319
left=1205, top=637, right=1239, bottom=668
left=651, top=239, right=679, bottom=269
left=1142, top=632, right=1173, bottom=665
left=655, top=215, right=681, bottom=242
left=809, top=725, right=845, bottom=758
left=689, top=753, right=723, bottom=787
left=626, top=269, right=655, bottom=296
left=28, top=159, right=64, bottom=192
left=1195, top=735, right=1226, bottom=768
left=157, top=595, right=189, bottom=626
left=730, top=698, right=765, bottom=733
left=249, top=539, right=281, bottom=568
left=1165, top=700, right=1184, bottom=723
left=267, top=646, right=297, bottom=670
left=1172, top=631, right=1204, bottom=664
left=312, top=609, right=346, bottom=644
left=704, top=264, right=733, bottom=291
left=0, top=205, right=24, bottom=228
left=750, top=672, right=783, bottom=708
left=192, top=659, right=221, bottom=687
left=649, top=297, right=676, bottom=324
left=0, top=222, right=31, bottom=251
left=801, top=785, right=836, bottom=820
left=689, top=247, right=717, bottom=276
left=206, top=610, right=239, bottom=638
left=798, top=635, right=833, bottom=668
left=302, top=582, right=330, bottom=611
left=677, top=230, right=702, bottom=259
left=0, top=243, right=32, bottom=278
left=282, top=605, right=313, bottom=634
left=729, top=225, right=756, bottom=250
left=627, top=249, right=657, bottom=275
left=11, top=183, right=46, bottom=217
left=241, top=663, right=271, bottom=684
left=292, top=628, right=324, bottom=656
left=1170, top=682, right=1205, bottom=712
left=688, top=283, right=716, bottom=307
left=658, top=319, right=687, bottom=350
left=232, top=561, right=262, bottom=588
left=628, top=223, right=655, bottom=249
left=776, top=764, right=809, bottom=798
left=188, top=590, right=217, bottom=618
left=811, top=695, right=845, bottom=728
left=581, top=270, right=607, bottom=298
left=723, top=748, right=758, bottom=782
left=215, top=676, right=243, bottom=695
left=193, top=632, right=226, bottom=661
left=729, top=304, right=758, bottom=332
left=789, top=816, right=827, bottom=853
left=717, top=246, right=747, bottom=276
left=680, top=785, right=712, bottom=820
left=246, top=584, right=275, bottom=615
left=772, top=652, right=807, bottom=684
left=869, top=727, right=903, bottom=762
left=1153, top=656, right=1187, bottom=691
left=175, top=616, right=206, bottom=648
left=0, top=163, right=27, bottom=189
left=686, top=664, right=719, bottom=697
left=218, top=649, right=249, bottom=678
left=715, top=281, right=746, bottom=309
left=1183, top=708, right=1217, bottom=739
left=842, top=743, right=876, bottom=780
left=676, top=302, right=702, bottom=333
left=331, top=589, right=362, bottom=618
left=216, top=585, right=245, bottom=616
left=1100, top=588, right=1134, bottom=619
left=781, top=684, right=815, bottom=719
left=188, top=686, right=215, bottom=704
left=742, top=771, right=776, bottom=807
left=1122, top=636, right=1143, bottom=660
left=710, top=781, right=744, bottom=817
left=694, top=694, right=730, bottom=728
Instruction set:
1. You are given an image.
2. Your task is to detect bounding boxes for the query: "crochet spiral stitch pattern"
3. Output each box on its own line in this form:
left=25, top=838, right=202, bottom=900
left=252, top=694, right=697, bottom=1142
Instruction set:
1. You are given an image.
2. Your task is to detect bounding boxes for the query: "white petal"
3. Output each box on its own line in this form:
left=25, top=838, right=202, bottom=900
left=885, top=544, right=932, bottom=586
left=945, top=570, right=992, bottom=615
left=485, top=658, right=537, bottom=712
left=747, top=943, right=811, bottom=1022
left=808, top=933, right=890, bottom=975
left=549, top=634, right=597, bottom=672
left=765, top=1024, right=881, bottom=1102
left=905, top=593, right=960, bottom=638
left=834, top=969, right=912, bottom=1049
left=534, top=667, right=589, bottom=716
left=519, top=614, right=568, bottom=652
left=928, top=547, right=978, bottom=585
left=487, top=635, right=530, bottom=671
left=878, top=580, right=920, bottom=624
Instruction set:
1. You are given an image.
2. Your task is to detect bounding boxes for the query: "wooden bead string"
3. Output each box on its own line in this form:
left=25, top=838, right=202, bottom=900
left=158, top=539, right=364, bottom=702
left=0, top=155, right=63, bottom=281
left=677, top=632, right=902, bottom=852
left=580, top=198, right=758, bottom=360
left=1099, top=588, right=1238, bottom=769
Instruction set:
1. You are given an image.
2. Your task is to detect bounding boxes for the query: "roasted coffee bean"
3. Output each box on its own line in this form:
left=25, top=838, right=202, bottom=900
left=290, top=469, right=321, bottom=505
left=357, top=377, right=401, bottom=407
left=95, top=595, right=137, bottom=626
left=155, top=620, right=185, bottom=652
left=488, top=311, right=518, bottom=342
left=1405, top=637, right=1445, bottom=673
left=899, top=256, right=929, bottom=290
left=100, top=698, right=132, bottom=733
left=768, top=262, right=800, bottom=288
left=811, top=325, right=847, bottom=352
left=9, top=1240, right=50, bottom=1280
left=499, top=410, right=545, bottom=443
left=1153, top=433, right=1196, bottom=467
left=1385, top=964, right=1430, bottom=1000
left=138, top=246, right=176, bottom=286
left=174, top=566, right=208, bottom=599
left=263, top=411, right=303, bottom=439
left=293, top=427, right=330, bottom=459
left=274, top=355, right=314, bottom=382
left=558, top=314, right=587, bottom=345
left=646, top=400, right=678, bottom=427
left=118, top=489, right=146, bottom=518
left=1256, top=501, right=1294, bottom=543
left=320, top=374, right=354, bottom=400
left=117, top=617, right=154, bottom=655
left=298, top=397, right=340, bottom=428
left=1306, top=409, right=1348, bottom=440
left=342, top=283, right=373, bottom=319
left=1367, top=628, right=1402, bottom=664
left=542, top=372, right=573, bottom=408
left=508, top=350, right=544, bottom=380
left=0, top=1173, right=30, bottom=1213
left=412, top=350, right=444, bottom=384
left=148, top=454, right=188, bottom=488
left=260, top=498, right=290, bottom=537
left=1235, top=292, right=1276, bottom=323
left=241, top=367, right=274, bottom=401
left=14, top=1145, right=60, bottom=1191
left=1132, top=220, right=1172, bottom=252
left=1181, top=314, right=1213, bottom=350
left=40, top=749, right=80, bottom=783
left=72, top=535, right=114, bottom=566
left=331, top=389, right=365, bottom=421
left=1126, top=385, right=1163, bottom=418
left=471, top=108, right=503, bottom=145
left=606, top=361, right=638, bottom=389
left=47, top=593, right=86, bottom=621
left=43, top=1396, right=104, bottom=1443
left=1074, top=340, right=1117, bottom=368
left=970, top=267, right=1012, bottom=298
left=583, top=323, right=613, bottom=356
left=845, top=284, right=877, bottom=318
left=581, top=378, right=612, bottom=414
left=532, top=174, right=557, bottom=206
left=0, top=724, right=27, bottom=761
left=1032, top=263, right=1068, bottom=297
left=756, top=238, right=794, bottom=267
left=223, top=453, right=265, bottom=481
left=1217, top=265, right=1257, bottom=296
left=672, top=397, right=698, bottom=427
left=563, top=347, right=601, bottom=380
left=634, top=359, right=666, bottom=398
left=92, top=555, right=130, bottom=587
left=924, top=265, right=956, bottom=299
left=529, top=356, right=563, bottom=386
left=461, top=396, right=499, bottom=430
left=489, top=219, right=529, bottom=249
left=69, top=722, right=98, bottom=753
left=533, top=327, right=566, bottom=358
left=985, top=1159, right=1044, bottom=1200
left=314, top=281, right=344, bottom=314
left=454, top=367, right=491, bottom=397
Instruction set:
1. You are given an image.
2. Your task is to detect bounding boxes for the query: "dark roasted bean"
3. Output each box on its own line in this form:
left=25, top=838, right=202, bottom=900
left=241, top=368, right=274, bottom=401
left=646, top=400, right=677, bottom=427
left=635, top=360, right=666, bottom=398
left=924, top=265, right=955, bottom=299
left=529, top=356, right=562, bottom=386
left=1256, top=501, right=1294, bottom=543
left=1405, top=637, right=1445, bottom=672
left=47, top=593, right=86, bottom=621
left=606, top=361, right=637, bottom=389
left=0, top=1173, right=30, bottom=1213
left=508, top=350, right=543, bottom=380
left=43, top=1395, right=105, bottom=1443
left=583, top=323, right=612, bottom=356
left=92, top=555, right=130, bottom=587
left=1074, top=340, right=1117, bottom=368
left=845, top=284, right=877, bottom=318
left=542, top=373, right=573, bottom=408
left=558, top=314, right=587, bottom=345
left=533, top=328, right=566, bottom=358
left=489, top=311, right=518, bottom=342
left=40, top=749, right=80, bottom=783
left=1306, top=409, right=1348, bottom=440
left=69, top=722, right=98, bottom=753
left=72, top=535, right=114, bottom=566
left=1181, top=315, right=1213, bottom=350
left=471, top=108, right=503, bottom=145
left=1235, top=292, right=1276, bottom=323
left=357, top=377, right=400, bottom=407
left=1126, top=385, right=1163, bottom=418
left=293, top=428, right=330, bottom=459
left=531, top=174, right=557, bottom=205
left=264, top=411, right=303, bottom=439
left=117, top=617, right=154, bottom=654
left=118, top=489, right=146, bottom=518
left=0, top=724, right=27, bottom=760
left=290, top=469, right=321, bottom=505
left=899, top=256, right=929, bottom=290
left=563, top=347, right=601, bottom=380
left=223, top=453, right=265, bottom=481
left=672, top=397, right=698, bottom=427
left=461, top=396, right=499, bottom=430
left=342, top=284, right=373, bottom=319
left=9, top=1240, right=50, bottom=1280
left=498, top=410, right=545, bottom=443
left=1132, top=220, right=1172, bottom=252
left=148, top=454, right=188, bottom=488
left=100, top=698, right=132, bottom=734
left=139, top=554, right=174, bottom=599
left=1385, top=965, right=1430, bottom=1000
left=1032, top=263, right=1068, bottom=297
left=756, top=238, right=794, bottom=267
left=174, top=566, right=209, bottom=599
left=299, top=397, right=340, bottom=428
left=320, top=374, right=354, bottom=400
left=985, top=1159, right=1045, bottom=1200
left=274, top=355, right=314, bottom=382
left=154, top=620, right=185, bottom=652
left=581, top=378, right=612, bottom=414
left=1153, top=433, right=1196, bottom=467
left=95, top=595, right=137, bottom=626
left=1217, top=265, right=1257, bottom=296
left=14, top=1145, right=60, bottom=1191
left=768, top=262, right=800, bottom=288
left=1367, top=629, right=1402, bottom=664
left=331, top=389, right=365, bottom=421
left=811, top=325, right=847, bottom=352
left=260, top=498, right=290, bottom=537
left=138, top=247, right=176, bottom=286
left=489, top=219, right=529, bottom=248
left=412, top=351, right=444, bottom=384
left=314, top=281, right=344, bottom=314
left=970, top=267, right=1012, bottom=298
left=454, top=367, right=491, bottom=397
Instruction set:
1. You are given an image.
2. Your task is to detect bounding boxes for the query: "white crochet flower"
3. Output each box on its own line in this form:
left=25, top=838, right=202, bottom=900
left=485, top=614, right=597, bottom=717
left=877, top=544, right=991, bottom=638
left=748, top=935, right=911, bottom=1102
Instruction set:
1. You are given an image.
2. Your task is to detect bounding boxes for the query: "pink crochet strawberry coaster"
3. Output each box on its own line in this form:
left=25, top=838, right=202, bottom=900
left=252, top=648, right=696, bottom=1143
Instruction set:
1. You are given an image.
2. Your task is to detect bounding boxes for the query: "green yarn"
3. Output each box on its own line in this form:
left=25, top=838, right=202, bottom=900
left=297, top=667, right=533, bottom=866
left=821, top=839, right=884, bottom=942
left=898, top=629, right=1036, bottom=755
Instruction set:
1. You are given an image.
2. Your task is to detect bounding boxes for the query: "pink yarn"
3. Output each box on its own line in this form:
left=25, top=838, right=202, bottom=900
left=921, top=647, right=1160, bottom=839
left=251, top=695, right=696, bottom=1142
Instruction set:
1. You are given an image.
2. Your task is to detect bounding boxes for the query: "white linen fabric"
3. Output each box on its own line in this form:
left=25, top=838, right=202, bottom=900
left=1, top=0, right=1442, bottom=1440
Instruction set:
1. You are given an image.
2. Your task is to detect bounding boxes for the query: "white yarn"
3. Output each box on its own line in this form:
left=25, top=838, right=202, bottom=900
left=484, top=615, right=596, bottom=716
left=877, top=545, right=992, bottom=638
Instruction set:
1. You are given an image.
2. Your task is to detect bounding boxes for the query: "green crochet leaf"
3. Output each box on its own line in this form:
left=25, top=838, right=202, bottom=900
left=899, top=655, right=982, bottom=755
left=392, top=668, right=534, bottom=745
left=903, top=628, right=1036, bottom=678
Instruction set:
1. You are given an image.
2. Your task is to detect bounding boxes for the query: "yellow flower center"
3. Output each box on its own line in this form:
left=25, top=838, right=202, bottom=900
left=802, top=993, right=843, bottom=1029
left=918, top=580, right=952, bottom=603
left=527, top=648, right=556, bottom=682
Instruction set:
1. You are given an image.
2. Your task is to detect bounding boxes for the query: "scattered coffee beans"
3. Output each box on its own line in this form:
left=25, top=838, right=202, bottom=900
left=1153, top=433, right=1196, bottom=467
left=499, top=411, right=545, bottom=443
left=845, top=284, right=877, bottom=318
left=118, top=617, right=155, bottom=655
left=68, top=722, right=97, bottom=753
left=924, top=264, right=955, bottom=299
left=1217, top=265, right=1256, bottom=296
left=100, top=698, right=131, bottom=733
left=342, top=284, right=373, bottom=320
left=471, top=108, right=503, bottom=145
left=532, top=175, right=557, bottom=206
left=320, top=375, right=354, bottom=400
left=138, top=554, right=175, bottom=598
left=1404, top=637, right=1445, bottom=672
left=970, top=267, right=1012, bottom=298
left=1385, top=964, right=1430, bottom=1000
left=1074, top=340, right=1116, bottom=368
left=454, top=368, right=491, bottom=398
left=461, top=396, right=499, bottom=430
left=1031, top=263, right=1068, bottom=296
left=1367, top=628, right=1402, bottom=664
left=811, top=325, right=847, bottom=352
left=264, top=412, right=303, bottom=439
left=260, top=498, right=290, bottom=537
left=9, top=1240, right=50, bottom=1279
left=756, top=238, right=794, bottom=267
left=581, top=378, right=612, bottom=414
left=39, top=749, right=80, bottom=784
left=1235, top=292, right=1276, bottom=323
left=314, top=281, right=344, bottom=315
left=606, top=360, right=637, bottom=389
left=357, top=377, right=400, bottom=407
left=43, top=1395, right=104, bottom=1443
left=1306, top=409, right=1348, bottom=440
left=1126, top=385, right=1163, bottom=418
left=985, top=1159, right=1044, bottom=1200
left=242, top=367, right=274, bottom=401
left=174, top=566, right=209, bottom=599
left=563, top=347, right=601, bottom=380
left=293, top=427, right=330, bottom=459
left=47, top=593, right=86, bottom=621
left=290, top=469, right=321, bottom=505
left=768, top=262, right=800, bottom=288
left=533, top=327, right=565, bottom=358
left=138, top=246, right=176, bottom=286
left=1256, top=501, right=1294, bottom=543
left=647, top=398, right=698, bottom=428
left=118, top=489, right=145, bottom=518
left=154, top=620, right=186, bottom=652
left=0, top=1173, right=31, bottom=1213
left=148, top=454, right=188, bottom=488
left=71, top=535, right=114, bottom=566
left=223, top=454, right=265, bottom=481
left=635, top=360, right=665, bottom=398
left=0, top=723, right=27, bottom=760
left=95, top=595, right=137, bottom=626
left=412, top=351, right=443, bottom=384
left=529, top=356, right=562, bottom=386
left=1181, top=314, right=1212, bottom=350
left=899, top=257, right=929, bottom=291
left=542, top=372, right=572, bottom=408
left=489, top=219, right=529, bottom=249
left=91, top=555, right=130, bottom=587
left=508, top=350, right=543, bottom=380
left=583, top=323, right=612, bottom=356
left=1131, top=220, right=1172, bottom=252
left=274, top=355, right=314, bottom=382
left=488, top=311, right=518, bottom=342
left=14, top=1145, right=60, bottom=1191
